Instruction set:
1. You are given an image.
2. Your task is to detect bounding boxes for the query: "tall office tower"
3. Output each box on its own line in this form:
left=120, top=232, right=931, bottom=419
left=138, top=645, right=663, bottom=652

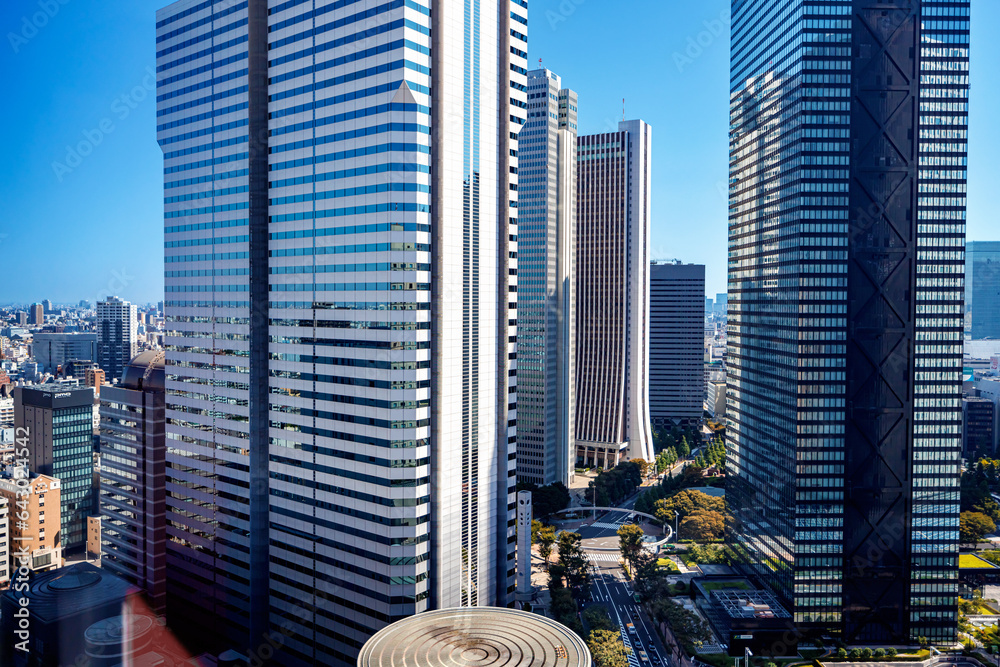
left=156, top=0, right=524, bottom=663
left=14, top=385, right=95, bottom=553
left=30, top=303, right=44, bottom=325
left=966, top=241, right=1000, bottom=339
left=31, top=332, right=98, bottom=374
left=575, top=120, right=654, bottom=470
left=96, top=296, right=138, bottom=382
left=649, top=262, right=706, bottom=428
left=515, top=69, right=577, bottom=486
left=41, top=299, right=53, bottom=314
left=727, top=0, right=968, bottom=643
left=17, top=312, right=28, bottom=326
left=99, top=351, right=166, bottom=612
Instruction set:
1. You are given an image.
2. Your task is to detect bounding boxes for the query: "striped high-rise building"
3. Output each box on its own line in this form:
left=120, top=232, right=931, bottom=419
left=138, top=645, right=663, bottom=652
left=515, top=69, right=577, bottom=487
left=726, top=0, right=968, bottom=643
left=574, top=120, right=654, bottom=470
left=155, top=0, right=525, bottom=663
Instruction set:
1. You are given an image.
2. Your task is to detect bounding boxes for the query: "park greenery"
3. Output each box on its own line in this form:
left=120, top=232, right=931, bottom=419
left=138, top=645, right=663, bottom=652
left=587, top=629, right=630, bottom=667
left=634, top=465, right=711, bottom=516
left=654, top=489, right=727, bottom=542
left=692, top=436, right=726, bottom=471
left=531, top=520, right=557, bottom=567
left=516, top=481, right=571, bottom=518
left=960, top=458, right=1000, bottom=544
left=586, top=460, right=643, bottom=507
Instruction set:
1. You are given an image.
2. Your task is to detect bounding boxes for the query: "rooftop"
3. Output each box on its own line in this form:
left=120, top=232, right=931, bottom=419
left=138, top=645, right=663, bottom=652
left=357, top=608, right=591, bottom=667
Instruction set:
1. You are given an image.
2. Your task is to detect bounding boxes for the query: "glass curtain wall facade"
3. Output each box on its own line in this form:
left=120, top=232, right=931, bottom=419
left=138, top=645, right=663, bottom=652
left=515, top=69, right=577, bottom=486
left=966, top=241, right=1000, bottom=339
left=156, top=0, right=524, bottom=664
left=727, top=0, right=966, bottom=643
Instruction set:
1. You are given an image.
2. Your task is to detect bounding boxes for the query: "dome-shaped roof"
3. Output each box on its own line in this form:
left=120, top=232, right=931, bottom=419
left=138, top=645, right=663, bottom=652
left=120, top=350, right=165, bottom=392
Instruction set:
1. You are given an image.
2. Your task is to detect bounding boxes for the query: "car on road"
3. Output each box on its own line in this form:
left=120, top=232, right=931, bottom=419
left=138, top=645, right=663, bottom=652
left=637, top=649, right=650, bottom=663
left=651, top=654, right=661, bottom=665
left=626, top=622, right=637, bottom=636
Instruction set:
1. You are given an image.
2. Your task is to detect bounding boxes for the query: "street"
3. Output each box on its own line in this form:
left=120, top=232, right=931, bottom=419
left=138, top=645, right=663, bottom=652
left=585, top=559, right=671, bottom=667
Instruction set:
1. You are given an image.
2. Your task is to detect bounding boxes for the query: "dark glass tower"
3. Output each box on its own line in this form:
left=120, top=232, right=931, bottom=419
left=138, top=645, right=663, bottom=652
left=727, top=0, right=967, bottom=644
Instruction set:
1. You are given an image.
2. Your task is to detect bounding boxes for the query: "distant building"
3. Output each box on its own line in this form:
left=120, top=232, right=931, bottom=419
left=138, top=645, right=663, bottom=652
left=31, top=332, right=98, bottom=374
left=649, top=262, right=706, bottom=428
left=87, top=515, right=102, bottom=560
left=14, top=385, right=95, bottom=552
left=29, top=304, right=44, bottom=325
left=706, top=380, right=727, bottom=420
left=41, top=299, right=53, bottom=314
left=0, top=473, right=62, bottom=575
left=967, top=242, right=1000, bottom=340
left=99, top=351, right=166, bottom=612
left=515, top=68, right=578, bottom=486
left=96, top=296, right=138, bottom=382
left=575, top=120, right=655, bottom=469
left=0, top=397, right=13, bottom=427
left=17, top=312, right=27, bottom=326
left=964, top=397, right=996, bottom=459
left=84, top=367, right=106, bottom=397
left=714, top=292, right=728, bottom=318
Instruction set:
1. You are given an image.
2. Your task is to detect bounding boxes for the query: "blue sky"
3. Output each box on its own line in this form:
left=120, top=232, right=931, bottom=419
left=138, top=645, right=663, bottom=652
left=1, top=0, right=997, bottom=305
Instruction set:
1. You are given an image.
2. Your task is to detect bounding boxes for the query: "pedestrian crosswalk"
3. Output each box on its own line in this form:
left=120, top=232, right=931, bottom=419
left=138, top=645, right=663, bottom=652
left=591, top=521, right=626, bottom=530
left=587, top=552, right=621, bottom=562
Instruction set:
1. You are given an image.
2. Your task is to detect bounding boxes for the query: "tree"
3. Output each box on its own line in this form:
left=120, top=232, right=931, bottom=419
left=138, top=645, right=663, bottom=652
left=537, top=525, right=557, bottom=567
left=677, top=437, right=691, bottom=459
left=849, top=649, right=862, bottom=660
left=558, top=531, right=590, bottom=589
left=836, top=648, right=848, bottom=660
left=588, top=629, right=630, bottom=667
left=617, top=524, right=645, bottom=572
left=679, top=510, right=725, bottom=542
left=860, top=648, right=872, bottom=660
left=655, top=489, right=725, bottom=526
left=960, top=511, right=996, bottom=545
left=886, top=648, right=897, bottom=659
left=582, top=605, right=617, bottom=633
left=874, top=648, right=886, bottom=660
left=632, top=458, right=652, bottom=478
left=531, top=519, right=543, bottom=544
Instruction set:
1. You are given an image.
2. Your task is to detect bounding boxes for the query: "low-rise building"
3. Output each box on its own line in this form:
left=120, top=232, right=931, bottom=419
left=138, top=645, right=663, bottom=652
left=0, top=472, right=62, bottom=574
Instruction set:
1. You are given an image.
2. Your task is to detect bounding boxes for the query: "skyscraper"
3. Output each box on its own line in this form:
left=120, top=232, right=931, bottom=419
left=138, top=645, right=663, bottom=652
left=14, top=385, right=95, bottom=553
left=156, top=1, right=524, bottom=663
left=31, top=331, right=98, bottom=374
left=649, top=261, right=705, bottom=428
left=575, top=119, right=654, bottom=470
left=29, top=303, right=44, bottom=325
left=966, top=241, right=1000, bottom=339
left=727, top=0, right=967, bottom=643
left=99, top=351, right=166, bottom=612
left=96, top=296, right=138, bottom=382
left=515, top=68, right=577, bottom=486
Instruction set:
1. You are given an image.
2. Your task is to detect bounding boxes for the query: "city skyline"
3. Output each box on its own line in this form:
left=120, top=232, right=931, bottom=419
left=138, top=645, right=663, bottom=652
left=4, top=0, right=998, bottom=305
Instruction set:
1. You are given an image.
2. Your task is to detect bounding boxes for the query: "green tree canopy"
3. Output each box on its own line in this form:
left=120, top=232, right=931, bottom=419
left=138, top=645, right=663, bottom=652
left=588, top=629, right=630, bottom=667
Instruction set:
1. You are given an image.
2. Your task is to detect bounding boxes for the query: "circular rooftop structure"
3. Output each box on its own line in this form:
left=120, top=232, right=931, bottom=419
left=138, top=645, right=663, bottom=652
left=357, top=608, right=591, bottom=667
left=120, top=350, right=165, bottom=392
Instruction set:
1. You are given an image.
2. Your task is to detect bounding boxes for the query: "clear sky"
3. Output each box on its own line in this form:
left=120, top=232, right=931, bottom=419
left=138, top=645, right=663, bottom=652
left=1, top=0, right=997, bottom=305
